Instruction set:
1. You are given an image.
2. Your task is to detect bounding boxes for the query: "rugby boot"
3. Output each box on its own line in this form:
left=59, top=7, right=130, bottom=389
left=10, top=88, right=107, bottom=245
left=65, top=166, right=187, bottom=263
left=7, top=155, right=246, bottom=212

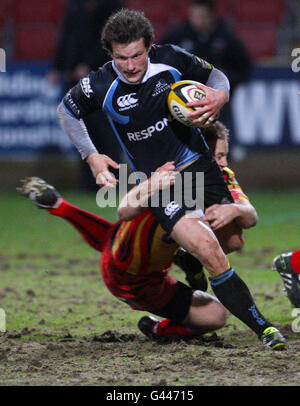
left=138, top=316, right=160, bottom=339
left=272, top=252, right=300, bottom=308
left=173, top=247, right=208, bottom=291
left=17, top=177, right=61, bottom=209
left=260, top=326, right=287, bottom=351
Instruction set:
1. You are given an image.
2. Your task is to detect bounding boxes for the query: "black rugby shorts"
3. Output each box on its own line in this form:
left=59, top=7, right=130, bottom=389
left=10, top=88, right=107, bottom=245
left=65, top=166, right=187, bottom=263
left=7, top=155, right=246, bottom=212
left=149, top=150, right=233, bottom=234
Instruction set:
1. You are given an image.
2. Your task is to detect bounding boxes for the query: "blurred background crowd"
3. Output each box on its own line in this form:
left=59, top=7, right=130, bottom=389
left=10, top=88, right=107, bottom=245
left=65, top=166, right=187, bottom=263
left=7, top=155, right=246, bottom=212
left=0, top=0, right=299, bottom=191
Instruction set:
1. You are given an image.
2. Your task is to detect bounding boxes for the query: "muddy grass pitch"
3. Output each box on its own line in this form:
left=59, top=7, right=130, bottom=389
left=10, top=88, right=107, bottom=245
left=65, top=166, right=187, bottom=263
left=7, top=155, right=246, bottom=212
left=0, top=191, right=300, bottom=386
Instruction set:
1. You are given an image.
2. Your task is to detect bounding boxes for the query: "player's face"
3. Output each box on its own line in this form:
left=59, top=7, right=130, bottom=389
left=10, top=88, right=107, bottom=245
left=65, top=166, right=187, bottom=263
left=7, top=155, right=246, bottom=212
left=214, top=138, right=228, bottom=169
left=111, top=39, right=151, bottom=83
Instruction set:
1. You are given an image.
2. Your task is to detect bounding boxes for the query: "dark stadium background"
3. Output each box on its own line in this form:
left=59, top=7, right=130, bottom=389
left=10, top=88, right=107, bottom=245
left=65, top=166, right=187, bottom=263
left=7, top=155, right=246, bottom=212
left=0, top=0, right=299, bottom=191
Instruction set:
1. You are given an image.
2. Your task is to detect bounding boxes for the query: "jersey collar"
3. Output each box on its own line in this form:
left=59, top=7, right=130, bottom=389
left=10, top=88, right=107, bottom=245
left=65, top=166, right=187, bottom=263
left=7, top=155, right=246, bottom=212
left=112, top=59, right=151, bottom=85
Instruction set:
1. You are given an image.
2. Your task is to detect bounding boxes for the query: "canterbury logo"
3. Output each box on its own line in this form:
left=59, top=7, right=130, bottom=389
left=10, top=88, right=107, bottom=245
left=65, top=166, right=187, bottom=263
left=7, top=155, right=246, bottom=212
left=164, top=201, right=180, bottom=218
left=117, top=93, right=138, bottom=108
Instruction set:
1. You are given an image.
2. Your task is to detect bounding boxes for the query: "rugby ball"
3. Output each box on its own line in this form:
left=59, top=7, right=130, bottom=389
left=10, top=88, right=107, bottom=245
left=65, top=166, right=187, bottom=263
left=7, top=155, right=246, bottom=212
left=167, top=80, right=206, bottom=127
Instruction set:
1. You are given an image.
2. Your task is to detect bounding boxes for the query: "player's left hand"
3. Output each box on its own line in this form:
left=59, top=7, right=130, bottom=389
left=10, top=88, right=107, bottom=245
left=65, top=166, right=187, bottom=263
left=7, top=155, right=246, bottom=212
left=203, top=204, right=238, bottom=230
left=150, top=161, right=177, bottom=191
left=186, top=83, right=228, bottom=127
left=156, top=161, right=175, bottom=173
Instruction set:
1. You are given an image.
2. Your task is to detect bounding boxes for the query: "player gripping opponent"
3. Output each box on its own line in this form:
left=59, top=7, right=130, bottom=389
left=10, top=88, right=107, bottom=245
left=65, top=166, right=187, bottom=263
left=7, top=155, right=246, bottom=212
left=17, top=163, right=226, bottom=341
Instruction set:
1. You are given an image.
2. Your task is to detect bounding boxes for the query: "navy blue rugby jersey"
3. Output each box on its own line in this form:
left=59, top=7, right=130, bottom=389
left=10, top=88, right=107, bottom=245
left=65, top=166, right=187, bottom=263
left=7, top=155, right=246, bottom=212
left=63, top=44, right=213, bottom=177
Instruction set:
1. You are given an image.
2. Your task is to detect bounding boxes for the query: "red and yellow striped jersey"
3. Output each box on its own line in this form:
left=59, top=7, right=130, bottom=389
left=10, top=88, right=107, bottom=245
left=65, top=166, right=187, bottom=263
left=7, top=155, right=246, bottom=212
left=110, top=210, right=178, bottom=275
left=108, top=167, right=248, bottom=276
left=222, top=167, right=248, bottom=202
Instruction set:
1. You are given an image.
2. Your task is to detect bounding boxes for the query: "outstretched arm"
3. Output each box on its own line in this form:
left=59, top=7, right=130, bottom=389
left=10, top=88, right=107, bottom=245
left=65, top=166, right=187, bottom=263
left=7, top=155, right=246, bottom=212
left=118, top=162, right=177, bottom=221
left=86, top=152, right=120, bottom=188
left=57, top=71, right=122, bottom=189
left=57, top=102, right=120, bottom=189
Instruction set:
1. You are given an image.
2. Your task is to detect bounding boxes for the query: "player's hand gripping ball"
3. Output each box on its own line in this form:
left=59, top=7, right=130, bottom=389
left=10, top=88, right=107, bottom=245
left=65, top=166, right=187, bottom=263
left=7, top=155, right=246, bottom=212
left=167, top=80, right=206, bottom=127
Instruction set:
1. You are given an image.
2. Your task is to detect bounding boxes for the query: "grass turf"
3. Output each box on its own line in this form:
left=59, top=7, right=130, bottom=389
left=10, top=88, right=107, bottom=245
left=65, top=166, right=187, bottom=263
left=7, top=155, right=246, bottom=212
left=1, top=190, right=300, bottom=386
left=1, top=190, right=299, bottom=337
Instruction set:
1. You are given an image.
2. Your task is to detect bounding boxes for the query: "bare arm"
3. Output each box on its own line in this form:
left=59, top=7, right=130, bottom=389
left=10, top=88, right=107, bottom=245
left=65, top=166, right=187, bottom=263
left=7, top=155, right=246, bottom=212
left=232, top=198, right=258, bottom=229
left=204, top=198, right=258, bottom=231
left=118, top=177, right=152, bottom=221
left=118, top=162, right=176, bottom=221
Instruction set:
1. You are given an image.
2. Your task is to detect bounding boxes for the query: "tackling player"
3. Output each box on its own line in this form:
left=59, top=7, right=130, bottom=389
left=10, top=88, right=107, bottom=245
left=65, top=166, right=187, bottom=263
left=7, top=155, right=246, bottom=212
left=17, top=165, right=227, bottom=341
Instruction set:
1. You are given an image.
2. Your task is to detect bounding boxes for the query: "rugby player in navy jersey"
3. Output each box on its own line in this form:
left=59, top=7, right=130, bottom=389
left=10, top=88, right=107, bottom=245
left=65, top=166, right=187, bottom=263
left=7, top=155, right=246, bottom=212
left=55, top=9, right=286, bottom=349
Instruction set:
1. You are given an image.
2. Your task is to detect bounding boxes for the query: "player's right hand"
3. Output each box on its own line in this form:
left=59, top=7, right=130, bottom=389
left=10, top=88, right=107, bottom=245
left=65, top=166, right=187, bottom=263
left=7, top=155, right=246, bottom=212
left=86, top=152, right=119, bottom=188
left=186, top=84, right=228, bottom=127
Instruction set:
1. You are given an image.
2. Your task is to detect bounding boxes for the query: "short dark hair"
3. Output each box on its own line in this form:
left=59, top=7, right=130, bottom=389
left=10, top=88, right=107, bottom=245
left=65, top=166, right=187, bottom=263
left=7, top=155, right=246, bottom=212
left=101, top=9, right=155, bottom=54
left=191, top=0, right=215, bottom=11
left=202, top=121, right=229, bottom=152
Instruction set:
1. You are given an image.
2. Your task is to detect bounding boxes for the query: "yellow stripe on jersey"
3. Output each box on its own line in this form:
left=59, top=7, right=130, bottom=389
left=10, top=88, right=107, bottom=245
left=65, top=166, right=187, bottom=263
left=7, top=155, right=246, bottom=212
left=146, top=224, right=178, bottom=273
left=126, top=213, right=151, bottom=275
left=111, top=211, right=178, bottom=275
left=112, top=221, right=131, bottom=257
left=195, top=56, right=213, bottom=70
left=223, top=167, right=235, bottom=181
left=223, top=167, right=249, bottom=201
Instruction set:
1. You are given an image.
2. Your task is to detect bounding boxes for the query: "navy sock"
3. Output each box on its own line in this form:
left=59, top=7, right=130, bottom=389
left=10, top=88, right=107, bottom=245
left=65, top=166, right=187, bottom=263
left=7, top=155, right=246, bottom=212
left=210, top=269, right=272, bottom=337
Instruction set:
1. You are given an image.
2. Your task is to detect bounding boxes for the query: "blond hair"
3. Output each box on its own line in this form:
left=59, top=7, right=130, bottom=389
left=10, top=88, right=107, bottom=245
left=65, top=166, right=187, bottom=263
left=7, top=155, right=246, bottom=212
left=201, top=121, right=229, bottom=152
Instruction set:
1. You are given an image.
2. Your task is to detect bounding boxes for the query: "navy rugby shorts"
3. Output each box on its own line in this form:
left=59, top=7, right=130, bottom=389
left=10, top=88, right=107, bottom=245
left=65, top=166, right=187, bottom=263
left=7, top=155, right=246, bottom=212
left=149, top=150, right=233, bottom=234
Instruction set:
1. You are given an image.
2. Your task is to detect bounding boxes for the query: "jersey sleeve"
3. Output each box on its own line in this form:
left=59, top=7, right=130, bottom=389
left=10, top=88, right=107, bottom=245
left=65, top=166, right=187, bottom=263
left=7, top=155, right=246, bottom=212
left=167, top=44, right=213, bottom=84
left=62, top=72, right=101, bottom=119
left=222, top=167, right=249, bottom=202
